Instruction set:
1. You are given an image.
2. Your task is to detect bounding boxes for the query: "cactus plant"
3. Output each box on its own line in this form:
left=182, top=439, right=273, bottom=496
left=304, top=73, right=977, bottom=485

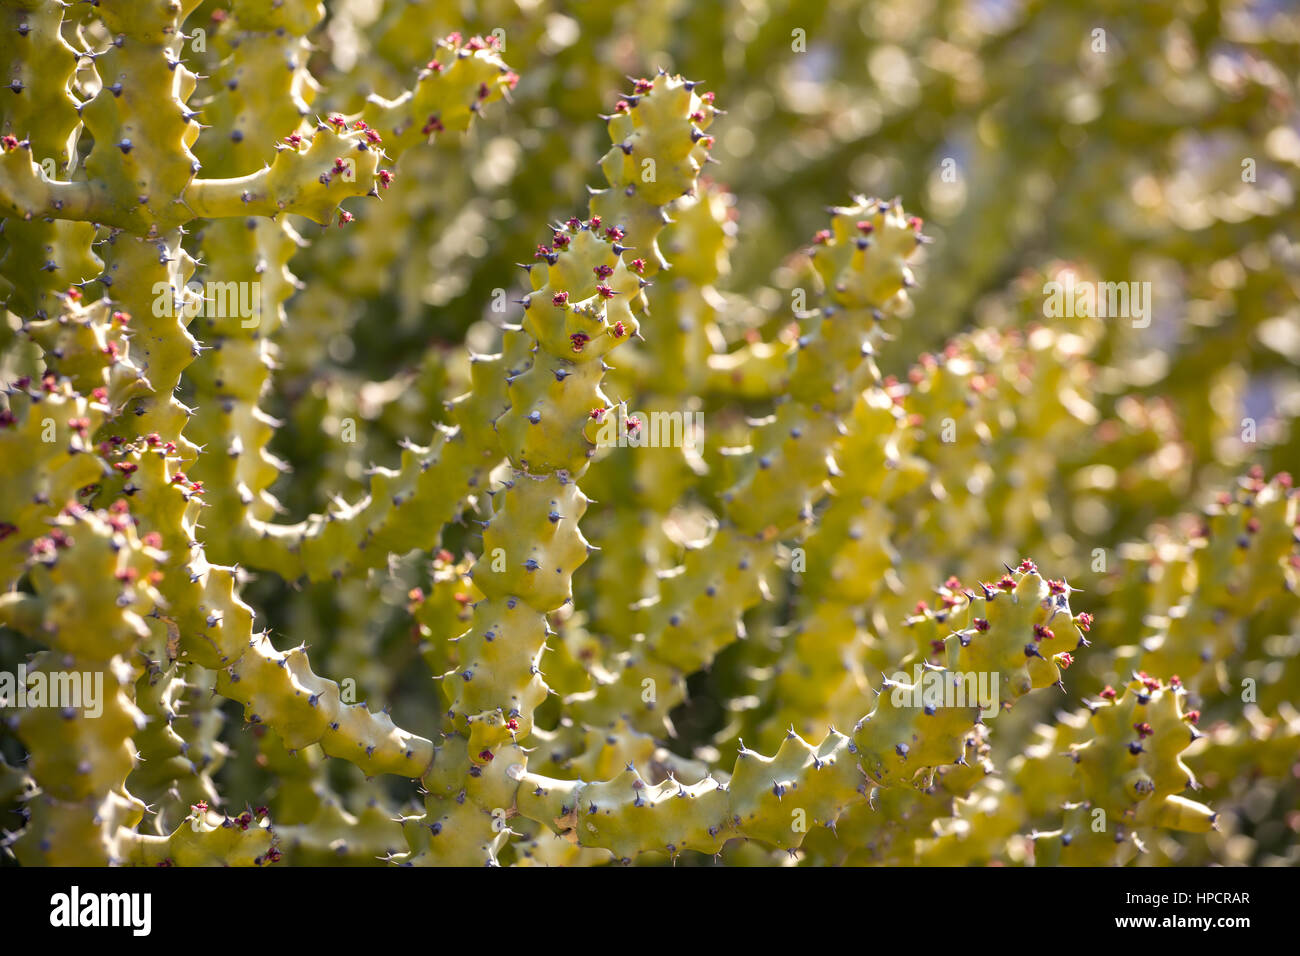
left=0, top=0, right=1296, bottom=869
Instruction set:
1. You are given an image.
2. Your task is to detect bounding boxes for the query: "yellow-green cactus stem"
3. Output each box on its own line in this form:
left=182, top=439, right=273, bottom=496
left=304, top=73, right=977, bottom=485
left=752, top=321, right=1106, bottom=748
left=188, top=24, right=516, bottom=572
left=3, top=505, right=165, bottom=865
left=116, top=809, right=278, bottom=866
left=1030, top=675, right=1216, bottom=866
left=513, top=566, right=1089, bottom=861
left=222, top=70, right=698, bottom=585
left=250, top=728, right=408, bottom=866
left=0, top=372, right=110, bottom=590
left=754, top=388, right=922, bottom=747
left=581, top=181, right=735, bottom=656
left=569, top=198, right=924, bottom=736
left=107, top=442, right=437, bottom=780
left=126, top=661, right=229, bottom=835
left=1129, top=472, right=1296, bottom=694
left=394, top=74, right=718, bottom=865
left=0, top=1, right=100, bottom=320
left=412, top=550, right=480, bottom=700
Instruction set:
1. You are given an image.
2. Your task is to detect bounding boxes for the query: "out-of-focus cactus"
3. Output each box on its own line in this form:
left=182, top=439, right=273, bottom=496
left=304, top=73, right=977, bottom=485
left=2, top=0, right=1296, bottom=868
